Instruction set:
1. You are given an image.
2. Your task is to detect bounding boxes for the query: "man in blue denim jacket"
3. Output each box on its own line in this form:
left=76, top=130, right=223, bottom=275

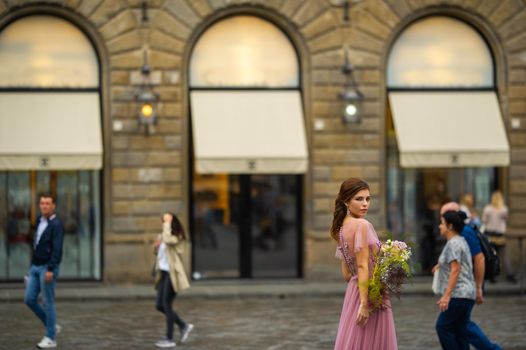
left=24, top=193, right=64, bottom=349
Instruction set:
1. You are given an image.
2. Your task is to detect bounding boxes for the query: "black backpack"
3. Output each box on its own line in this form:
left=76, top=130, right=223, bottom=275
left=472, top=224, right=501, bottom=280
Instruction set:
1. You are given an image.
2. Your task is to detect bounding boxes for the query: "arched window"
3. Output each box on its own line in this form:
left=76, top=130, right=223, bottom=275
left=0, top=15, right=102, bottom=280
left=190, top=15, right=299, bottom=88
left=0, top=15, right=98, bottom=87
left=387, top=16, right=493, bottom=88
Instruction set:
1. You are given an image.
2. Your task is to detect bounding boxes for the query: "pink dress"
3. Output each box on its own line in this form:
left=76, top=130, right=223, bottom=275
left=334, top=218, right=398, bottom=350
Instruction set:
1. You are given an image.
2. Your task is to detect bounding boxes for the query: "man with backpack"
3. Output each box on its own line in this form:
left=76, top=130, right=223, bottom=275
left=440, top=202, right=501, bottom=350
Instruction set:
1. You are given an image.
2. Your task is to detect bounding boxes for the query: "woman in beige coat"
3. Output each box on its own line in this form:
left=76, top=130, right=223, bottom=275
left=153, top=213, right=193, bottom=348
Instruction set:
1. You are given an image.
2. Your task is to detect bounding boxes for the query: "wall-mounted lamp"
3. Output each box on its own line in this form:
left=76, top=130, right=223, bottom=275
left=141, top=1, right=149, bottom=22
left=136, top=50, right=159, bottom=135
left=339, top=48, right=363, bottom=124
left=330, top=0, right=351, bottom=23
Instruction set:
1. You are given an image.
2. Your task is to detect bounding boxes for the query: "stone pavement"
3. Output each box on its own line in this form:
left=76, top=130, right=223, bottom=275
left=0, top=277, right=525, bottom=350
left=0, top=295, right=525, bottom=350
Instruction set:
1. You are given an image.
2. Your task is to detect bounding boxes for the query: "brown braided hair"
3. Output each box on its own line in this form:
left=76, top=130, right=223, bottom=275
left=329, top=178, right=370, bottom=241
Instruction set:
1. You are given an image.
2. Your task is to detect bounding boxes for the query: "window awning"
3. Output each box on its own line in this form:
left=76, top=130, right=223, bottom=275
left=388, top=91, right=509, bottom=168
left=0, top=92, right=103, bottom=170
left=190, top=90, right=308, bottom=174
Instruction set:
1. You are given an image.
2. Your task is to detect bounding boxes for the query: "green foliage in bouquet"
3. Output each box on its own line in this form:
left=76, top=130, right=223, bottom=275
left=368, top=239, right=412, bottom=311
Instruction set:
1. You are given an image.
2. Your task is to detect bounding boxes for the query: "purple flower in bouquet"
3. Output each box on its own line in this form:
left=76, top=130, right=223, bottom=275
left=368, top=239, right=412, bottom=311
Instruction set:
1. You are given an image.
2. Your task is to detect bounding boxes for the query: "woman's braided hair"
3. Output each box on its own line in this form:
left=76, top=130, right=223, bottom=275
left=329, top=178, right=370, bottom=241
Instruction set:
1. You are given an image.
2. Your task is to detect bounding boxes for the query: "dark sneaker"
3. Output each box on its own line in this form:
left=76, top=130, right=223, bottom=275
left=180, top=323, right=194, bottom=343
left=506, top=275, right=518, bottom=284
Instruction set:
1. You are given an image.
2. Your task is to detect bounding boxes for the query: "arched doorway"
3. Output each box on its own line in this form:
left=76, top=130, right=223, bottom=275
left=188, top=15, right=308, bottom=278
left=385, top=16, right=509, bottom=274
left=0, top=15, right=103, bottom=280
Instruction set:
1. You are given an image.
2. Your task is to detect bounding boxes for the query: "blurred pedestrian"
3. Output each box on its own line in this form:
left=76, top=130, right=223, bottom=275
left=153, top=213, right=194, bottom=348
left=482, top=190, right=516, bottom=283
left=24, top=193, right=64, bottom=349
left=331, top=178, right=397, bottom=349
left=440, top=202, right=502, bottom=350
left=433, top=210, right=476, bottom=350
left=459, top=193, right=481, bottom=228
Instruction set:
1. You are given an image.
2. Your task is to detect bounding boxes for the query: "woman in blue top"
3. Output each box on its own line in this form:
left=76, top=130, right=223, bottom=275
left=433, top=210, right=476, bottom=350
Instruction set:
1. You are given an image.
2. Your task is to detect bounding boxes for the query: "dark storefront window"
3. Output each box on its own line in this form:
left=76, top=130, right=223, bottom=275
left=386, top=149, right=496, bottom=274
left=0, top=171, right=101, bottom=280
left=192, top=174, right=301, bottom=279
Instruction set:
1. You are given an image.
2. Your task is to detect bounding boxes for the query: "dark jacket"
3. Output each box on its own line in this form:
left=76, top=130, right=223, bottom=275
left=32, top=214, right=64, bottom=271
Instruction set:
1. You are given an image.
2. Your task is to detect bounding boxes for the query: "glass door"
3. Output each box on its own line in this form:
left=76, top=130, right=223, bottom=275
left=386, top=159, right=496, bottom=274
left=192, top=174, right=241, bottom=278
left=191, top=174, right=302, bottom=279
left=250, top=175, right=300, bottom=278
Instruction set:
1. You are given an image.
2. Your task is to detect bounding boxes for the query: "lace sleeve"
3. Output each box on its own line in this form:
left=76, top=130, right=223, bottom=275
left=353, top=219, right=379, bottom=253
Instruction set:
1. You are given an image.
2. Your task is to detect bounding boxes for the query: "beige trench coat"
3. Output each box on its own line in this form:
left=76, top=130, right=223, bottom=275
left=154, top=222, right=190, bottom=292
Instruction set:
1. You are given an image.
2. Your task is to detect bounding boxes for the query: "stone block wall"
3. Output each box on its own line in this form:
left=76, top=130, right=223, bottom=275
left=0, top=0, right=524, bottom=282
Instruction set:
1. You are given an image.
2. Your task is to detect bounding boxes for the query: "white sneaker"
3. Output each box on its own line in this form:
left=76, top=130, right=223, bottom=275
left=180, top=323, right=194, bottom=343
left=37, top=336, right=57, bottom=348
left=155, top=338, right=176, bottom=348
left=55, top=324, right=62, bottom=335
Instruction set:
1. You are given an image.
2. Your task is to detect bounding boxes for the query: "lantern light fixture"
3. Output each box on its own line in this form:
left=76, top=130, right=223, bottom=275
left=339, top=47, right=363, bottom=124
left=135, top=50, right=159, bottom=135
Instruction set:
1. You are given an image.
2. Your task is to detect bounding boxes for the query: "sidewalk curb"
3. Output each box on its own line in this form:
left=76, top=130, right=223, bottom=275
left=1, top=279, right=522, bottom=302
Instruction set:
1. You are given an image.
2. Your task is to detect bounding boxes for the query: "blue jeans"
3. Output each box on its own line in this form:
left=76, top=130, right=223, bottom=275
left=24, top=265, right=59, bottom=340
left=467, top=320, right=502, bottom=350
left=436, top=298, right=475, bottom=350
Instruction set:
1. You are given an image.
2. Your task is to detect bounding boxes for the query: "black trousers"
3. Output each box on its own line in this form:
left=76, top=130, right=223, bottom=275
left=156, top=271, right=186, bottom=340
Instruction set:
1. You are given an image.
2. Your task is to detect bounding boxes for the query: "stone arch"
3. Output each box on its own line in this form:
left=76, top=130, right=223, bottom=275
left=175, top=0, right=342, bottom=243
left=375, top=3, right=515, bottom=232
left=181, top=2, right=318, bottom=115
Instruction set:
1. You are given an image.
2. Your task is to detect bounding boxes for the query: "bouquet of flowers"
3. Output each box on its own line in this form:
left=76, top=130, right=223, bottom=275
left=368, top=239, right=412, bottom=311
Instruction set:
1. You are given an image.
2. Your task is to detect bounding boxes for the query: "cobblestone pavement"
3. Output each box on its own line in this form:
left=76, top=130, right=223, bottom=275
left=1, top=295, right=525, bottom=350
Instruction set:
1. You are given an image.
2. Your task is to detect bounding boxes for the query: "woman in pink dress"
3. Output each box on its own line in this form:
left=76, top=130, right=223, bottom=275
left=331, top=178, right=397, bottom=349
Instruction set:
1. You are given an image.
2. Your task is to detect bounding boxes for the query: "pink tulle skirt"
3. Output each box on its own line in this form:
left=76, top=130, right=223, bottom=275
left=334, top=278, right=398, bottom=350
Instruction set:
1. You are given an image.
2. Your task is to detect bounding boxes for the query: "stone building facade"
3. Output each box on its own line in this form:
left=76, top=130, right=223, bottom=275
left=0, top=0, right=525, bottom=282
